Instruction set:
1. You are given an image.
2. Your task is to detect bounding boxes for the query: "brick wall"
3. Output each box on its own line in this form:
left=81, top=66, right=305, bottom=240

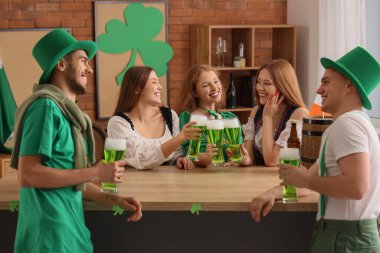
left=0, top=0, right=286, bottom=125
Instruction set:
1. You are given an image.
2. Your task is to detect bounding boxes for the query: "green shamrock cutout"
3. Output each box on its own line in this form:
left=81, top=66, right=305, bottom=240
left=98, top=3, right=174, bottom=85
left=112, top=205, right=124, bottom=216
left=8, top=201, right=19, bottom=212
left=190, top=203, right=202, bottom=216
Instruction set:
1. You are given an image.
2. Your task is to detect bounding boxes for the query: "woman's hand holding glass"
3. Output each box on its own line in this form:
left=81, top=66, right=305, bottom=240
left=238, top=144, right=253, bottom=166
left=180, top=121, right=202, bottom=142
left=223, top=118, right=243, bottom=164
left=206, top=119, right=225, bottom=165
left=185, top=115, right=207, bottom=161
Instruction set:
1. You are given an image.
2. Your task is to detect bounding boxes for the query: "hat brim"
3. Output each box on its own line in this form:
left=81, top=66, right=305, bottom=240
left=39, top=41, right=97, bottom=84
left=320, top=57, right=372, bottom=110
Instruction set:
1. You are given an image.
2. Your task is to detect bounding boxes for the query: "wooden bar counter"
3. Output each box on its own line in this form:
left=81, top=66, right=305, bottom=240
left=0, top=166, right=318, bottom=253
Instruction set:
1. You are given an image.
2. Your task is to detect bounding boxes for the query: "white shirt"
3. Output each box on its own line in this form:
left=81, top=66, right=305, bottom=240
left=107, top=110, right=183, bottom=170
left=243, top=119, right=303, bottom=152
left=317, top=110, right=380, bottom=220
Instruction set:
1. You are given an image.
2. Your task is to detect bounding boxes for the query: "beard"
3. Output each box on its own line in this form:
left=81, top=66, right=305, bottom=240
left=65, top=64, right=87, bottom=95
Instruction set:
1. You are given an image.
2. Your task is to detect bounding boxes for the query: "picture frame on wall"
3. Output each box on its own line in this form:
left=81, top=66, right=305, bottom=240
left=0, top=28, right=57, bottom=106
left=94, top=1, right=171, bottom=119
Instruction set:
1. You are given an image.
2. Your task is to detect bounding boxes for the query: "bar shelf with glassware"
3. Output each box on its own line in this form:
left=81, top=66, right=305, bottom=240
left=190, top=24, right=297, bottom=122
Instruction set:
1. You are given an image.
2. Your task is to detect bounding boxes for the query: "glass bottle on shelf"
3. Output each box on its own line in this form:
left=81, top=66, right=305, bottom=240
left=239, top=43, right=246, bottom=68
left=216, top=37, right=223, bottom=67
left=221, top=39, right=227, bottom=67
left=226, top=73, right=237, bottom=109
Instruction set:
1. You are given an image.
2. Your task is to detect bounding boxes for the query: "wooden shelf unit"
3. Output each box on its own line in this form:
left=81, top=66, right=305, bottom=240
left=191, top=24, right=297, bottom=69
left=190, top=24, right=297, bottom=123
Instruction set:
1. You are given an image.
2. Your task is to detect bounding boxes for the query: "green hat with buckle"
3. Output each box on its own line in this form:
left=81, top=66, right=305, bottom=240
left=320, top=46, right=380, bottom=110
left=32, top=29, right=97, bottom=84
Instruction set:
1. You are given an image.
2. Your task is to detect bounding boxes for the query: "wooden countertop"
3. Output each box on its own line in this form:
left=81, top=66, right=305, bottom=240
left=0, top=166, right=318, bottom=212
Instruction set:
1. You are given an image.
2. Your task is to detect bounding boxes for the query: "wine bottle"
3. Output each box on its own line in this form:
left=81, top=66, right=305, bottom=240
left=227, top=73, right=237, bottom=109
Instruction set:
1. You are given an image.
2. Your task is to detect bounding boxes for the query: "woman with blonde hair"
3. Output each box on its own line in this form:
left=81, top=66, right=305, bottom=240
left=178, top=64, right=242, bottom=167
left=241, top=59, right=308, bottom=166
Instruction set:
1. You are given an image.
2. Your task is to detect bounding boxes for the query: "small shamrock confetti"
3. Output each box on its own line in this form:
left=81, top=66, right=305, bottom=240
left=190, top=203, right=202, bottom=215
left=112, top=205, right=124, bottom=216
left=8, top=201, right=19, bottom=212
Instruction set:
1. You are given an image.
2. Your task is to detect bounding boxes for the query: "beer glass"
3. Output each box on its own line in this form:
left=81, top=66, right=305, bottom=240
left=206, top=119, right=224, bottom=165
left=223, top=118, right=243, bottom=163
left=101, top=138, right=126, bottom=193
left=186, top=114, right=207, bottom=161
left=279, top=147, right=300, bottom=202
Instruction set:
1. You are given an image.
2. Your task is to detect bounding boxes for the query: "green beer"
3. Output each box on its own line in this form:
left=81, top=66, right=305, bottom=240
left=101, top=138, right=126, bottom=193
left=223, top=118, right=243, bottom=163
left=279, top=148, right=300, bottom=202
left=187, top=115, right=207, bottom=161
left=206, top=119, right=224, bottom=165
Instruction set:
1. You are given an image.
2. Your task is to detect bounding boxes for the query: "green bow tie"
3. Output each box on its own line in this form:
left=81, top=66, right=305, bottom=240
left=207, top=110, right=219, bottom=118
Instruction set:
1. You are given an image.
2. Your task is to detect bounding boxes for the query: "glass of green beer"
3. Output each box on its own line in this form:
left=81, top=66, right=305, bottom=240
left=223, top=118, right=243, bottom=164
left=102, top=138, right=126, bottom=193
left=279, top=147, right=300, bottom=202
left=206, top=119, right=225, bottom=165
left=186, top=114, right=207, bottom=161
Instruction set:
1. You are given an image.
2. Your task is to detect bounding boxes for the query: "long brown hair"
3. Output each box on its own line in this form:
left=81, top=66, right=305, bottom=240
left=255, top=59, right=306, bottom=108
left=113, top=66, right=154, bottom=115
left=179, top=64, right=221, bottom=112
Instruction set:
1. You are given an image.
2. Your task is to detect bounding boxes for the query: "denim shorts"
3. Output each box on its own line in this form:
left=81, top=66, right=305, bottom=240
left=310, top=219, right=380, bottom=253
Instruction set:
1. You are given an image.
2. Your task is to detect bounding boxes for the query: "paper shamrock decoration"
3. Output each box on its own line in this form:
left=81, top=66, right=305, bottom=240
left=190, top=203, right=202, bottom=215
left=98, top=3, right=174, bottom=85
left=8, top=201, right=19, bottom=212
left=112, top=205, right=124, bottom=216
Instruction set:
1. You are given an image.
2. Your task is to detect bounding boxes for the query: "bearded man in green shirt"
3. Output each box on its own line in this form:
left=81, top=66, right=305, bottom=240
left=11, top=29, right=142, bottom=253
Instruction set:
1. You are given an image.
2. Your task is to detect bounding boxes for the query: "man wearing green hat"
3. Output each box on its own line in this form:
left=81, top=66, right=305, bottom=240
left=249, top=47, right=380, bottom=252
left=11, top=29, right=142, bottom=253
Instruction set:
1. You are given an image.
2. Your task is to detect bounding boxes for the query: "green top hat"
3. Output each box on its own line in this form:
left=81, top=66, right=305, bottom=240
left=320, top=46, right=380, bottom=110
left=32, top=29, right=97, bottom=85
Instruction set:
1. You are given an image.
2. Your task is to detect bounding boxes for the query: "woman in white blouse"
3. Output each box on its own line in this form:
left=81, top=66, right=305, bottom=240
left=107, top=66, right=200, bottom=170
left=240, top=59, right=309, bottom=166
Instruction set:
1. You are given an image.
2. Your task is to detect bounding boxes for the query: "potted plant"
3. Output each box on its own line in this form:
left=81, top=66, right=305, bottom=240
left=233, top=56, right=241, bottom=68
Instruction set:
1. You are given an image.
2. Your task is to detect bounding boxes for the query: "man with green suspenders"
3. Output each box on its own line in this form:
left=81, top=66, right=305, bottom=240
left=249, top=47, right=380, bottom=253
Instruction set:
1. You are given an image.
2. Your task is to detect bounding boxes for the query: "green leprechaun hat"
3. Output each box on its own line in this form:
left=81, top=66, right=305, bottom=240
left=320, top=46, right=380, bottom=110
left=32, top=29, right=97, bottom=84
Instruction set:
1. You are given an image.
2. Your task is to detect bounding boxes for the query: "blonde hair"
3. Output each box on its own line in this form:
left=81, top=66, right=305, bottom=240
left=255, top=59, right=306, bottom=108
left=179, top=64, right=222, bottom=112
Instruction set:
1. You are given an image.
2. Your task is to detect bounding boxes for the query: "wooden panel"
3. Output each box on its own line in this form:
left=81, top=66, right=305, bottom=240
left=0, top=165, right=318, bottom=211
left=190, top=25, right=209, bottom=66
left=273, top=27, right=297, bottom=68
left=94, top=2, right=169, bottom=119
left=0, top=29, right=53, bottom=105
left=0, top=154, right=12, bottom=178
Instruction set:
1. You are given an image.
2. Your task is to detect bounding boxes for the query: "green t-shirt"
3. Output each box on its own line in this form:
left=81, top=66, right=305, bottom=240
left=14, top=98, right=92, bottom=253
left=179, top=110, right=242, bottom=160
